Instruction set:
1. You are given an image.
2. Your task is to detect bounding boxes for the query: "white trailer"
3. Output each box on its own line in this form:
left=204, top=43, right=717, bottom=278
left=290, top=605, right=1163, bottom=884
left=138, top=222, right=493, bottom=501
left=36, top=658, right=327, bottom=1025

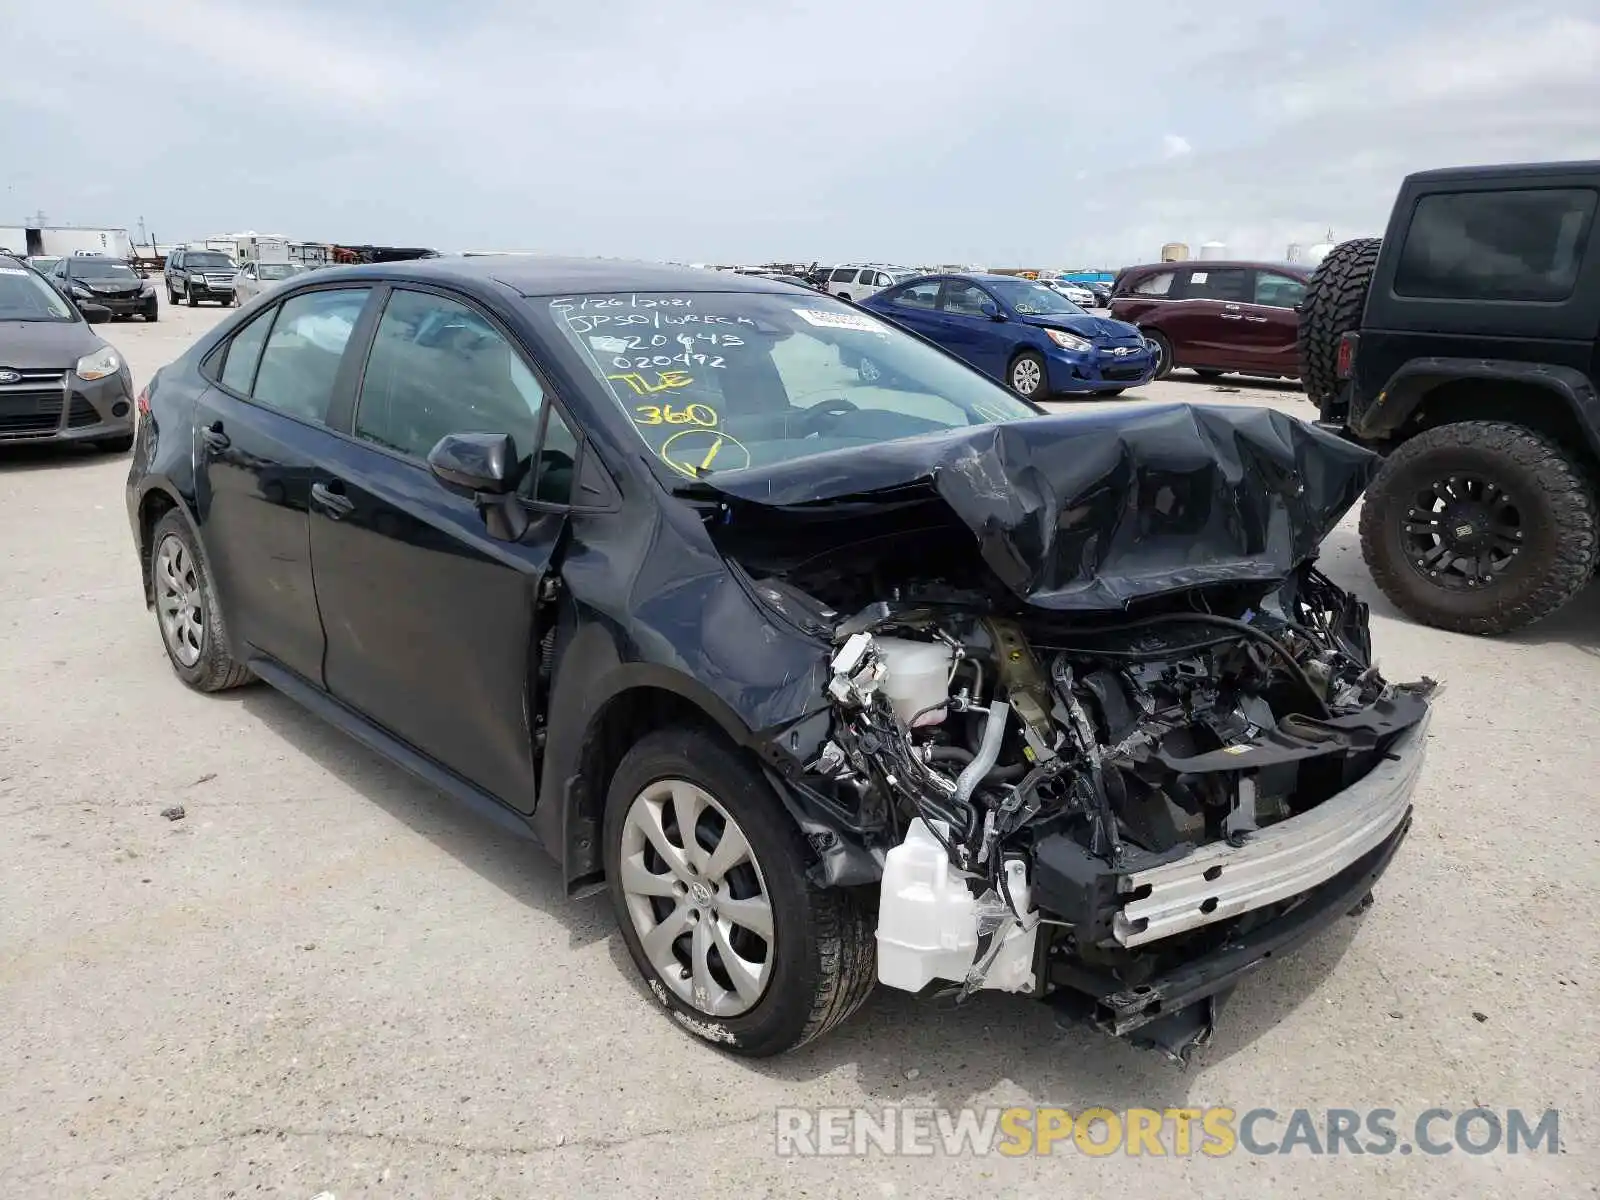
left=41, top=227, right=134, bottom=258
left=251, top=237, right=290, bottom=265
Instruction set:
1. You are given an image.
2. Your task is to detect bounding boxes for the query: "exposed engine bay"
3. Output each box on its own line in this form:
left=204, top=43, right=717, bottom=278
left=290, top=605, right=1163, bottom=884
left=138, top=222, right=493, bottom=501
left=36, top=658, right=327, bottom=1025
left=769, top=561, right=1432, bottom=1061
left=693, top=404, right=1435, bottom=1061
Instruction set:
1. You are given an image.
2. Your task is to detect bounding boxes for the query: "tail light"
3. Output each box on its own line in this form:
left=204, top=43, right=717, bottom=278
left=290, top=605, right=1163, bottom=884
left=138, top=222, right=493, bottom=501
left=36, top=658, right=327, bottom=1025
left=1335, top=332, right=1358, bottom=380
left=136, top=386, right=150, bottom=416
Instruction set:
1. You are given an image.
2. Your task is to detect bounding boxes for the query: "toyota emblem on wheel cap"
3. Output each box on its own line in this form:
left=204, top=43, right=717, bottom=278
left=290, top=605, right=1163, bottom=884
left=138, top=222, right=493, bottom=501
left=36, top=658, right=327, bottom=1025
left=0, top=370, right=20, bottom=384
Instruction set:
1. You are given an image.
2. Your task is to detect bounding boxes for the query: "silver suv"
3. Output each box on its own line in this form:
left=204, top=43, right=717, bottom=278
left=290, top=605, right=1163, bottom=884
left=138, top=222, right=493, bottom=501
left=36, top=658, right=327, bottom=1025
left=822, top=264, right=918, bottom=302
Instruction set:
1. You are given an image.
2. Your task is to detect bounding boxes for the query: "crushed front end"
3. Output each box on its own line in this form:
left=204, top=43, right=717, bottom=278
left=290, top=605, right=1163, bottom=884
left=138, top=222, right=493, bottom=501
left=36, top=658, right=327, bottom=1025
left=808, top=569, right=1431, bottom=1061
left=696, top=406, right=1435, bottom=1061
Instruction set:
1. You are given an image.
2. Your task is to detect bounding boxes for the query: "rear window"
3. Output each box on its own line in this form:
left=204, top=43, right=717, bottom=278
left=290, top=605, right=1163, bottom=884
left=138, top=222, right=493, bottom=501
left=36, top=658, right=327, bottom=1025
left=1394, top=188, right=1598, bottom=302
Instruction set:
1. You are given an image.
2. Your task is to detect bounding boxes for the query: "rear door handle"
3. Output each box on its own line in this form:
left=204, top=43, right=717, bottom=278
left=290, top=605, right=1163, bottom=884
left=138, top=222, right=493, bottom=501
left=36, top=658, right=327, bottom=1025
left=311, top=480, right=355, bottom=518
left=1244, top=315, right=1269, bottom=323
left=201, top=422, right=229, bottom=451
left=1219, top=313, right=1243, bottom=320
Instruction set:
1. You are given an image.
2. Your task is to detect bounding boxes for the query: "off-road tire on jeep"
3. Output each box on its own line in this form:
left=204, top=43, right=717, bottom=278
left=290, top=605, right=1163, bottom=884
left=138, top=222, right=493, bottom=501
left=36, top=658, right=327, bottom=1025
left=1360, top=421, right=1599, bottom=635
left=604, top=728, right=877, bottom=1057
left=1298, top=237, right=1382, bottom=404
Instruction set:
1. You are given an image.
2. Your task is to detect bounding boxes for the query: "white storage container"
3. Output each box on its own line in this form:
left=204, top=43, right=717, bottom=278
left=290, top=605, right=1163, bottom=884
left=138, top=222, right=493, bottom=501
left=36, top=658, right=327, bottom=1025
left=876, top=819, right=981, bottom=991
left=873, top=637, right=954, bottom=727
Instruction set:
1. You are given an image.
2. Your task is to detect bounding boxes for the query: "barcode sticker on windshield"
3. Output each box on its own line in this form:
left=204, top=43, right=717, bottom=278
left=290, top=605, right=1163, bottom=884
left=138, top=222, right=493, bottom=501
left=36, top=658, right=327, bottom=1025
left=793, top=309, right=886, bottom=333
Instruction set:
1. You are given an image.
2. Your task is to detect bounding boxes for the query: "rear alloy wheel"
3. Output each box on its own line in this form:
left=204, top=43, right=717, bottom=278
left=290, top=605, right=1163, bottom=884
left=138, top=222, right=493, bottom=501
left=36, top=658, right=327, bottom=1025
left=1144, top=331, right=1174, bottom=380
left=605, top=728, right=876, bottom=1056
left=149, top=510, right=254, bottom=691
left=1360, top=422, right=1599, bottom=634
left=1009, top=351, right=1048, bottom=399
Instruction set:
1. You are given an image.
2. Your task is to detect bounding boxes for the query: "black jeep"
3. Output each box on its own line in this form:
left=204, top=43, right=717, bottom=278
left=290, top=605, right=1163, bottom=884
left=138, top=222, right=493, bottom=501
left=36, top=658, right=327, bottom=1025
left=1299, top=161, right=1600, bottom=635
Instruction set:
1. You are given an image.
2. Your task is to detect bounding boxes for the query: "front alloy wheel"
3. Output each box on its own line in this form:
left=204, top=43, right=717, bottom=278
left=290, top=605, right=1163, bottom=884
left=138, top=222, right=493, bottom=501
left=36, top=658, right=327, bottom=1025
left=618, top=779, right=774, bottom=1017
left=1010, top=352, right=1046, bottom=397
left=604, top=728, right=876, bottom=1056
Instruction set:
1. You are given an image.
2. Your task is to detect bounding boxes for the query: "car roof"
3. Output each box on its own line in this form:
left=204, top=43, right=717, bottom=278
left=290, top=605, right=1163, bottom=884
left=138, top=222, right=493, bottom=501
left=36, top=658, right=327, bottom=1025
left=335, top=254, right=825, bottom=298
left=1404, top=159, right=1600, bottom=183
left=1118, top=260, right=1308, bottom=276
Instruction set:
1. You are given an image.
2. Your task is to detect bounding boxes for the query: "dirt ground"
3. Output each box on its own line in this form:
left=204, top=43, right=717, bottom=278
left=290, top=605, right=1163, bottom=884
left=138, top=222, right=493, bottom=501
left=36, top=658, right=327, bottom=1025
left=1, top=289, right=1593, bottom=1198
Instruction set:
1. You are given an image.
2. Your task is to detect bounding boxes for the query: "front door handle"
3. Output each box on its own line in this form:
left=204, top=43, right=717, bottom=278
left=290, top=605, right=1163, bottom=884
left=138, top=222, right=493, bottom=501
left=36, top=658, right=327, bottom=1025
left=310, top=481, right=355, bottom=518
left=1219, top=313, right=1243, bottom=320
left=201, top=422, right=229, bottom=451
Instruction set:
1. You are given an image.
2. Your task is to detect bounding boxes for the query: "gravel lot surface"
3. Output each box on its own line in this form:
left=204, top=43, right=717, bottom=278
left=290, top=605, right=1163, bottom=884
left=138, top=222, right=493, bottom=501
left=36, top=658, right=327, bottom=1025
left=2, top=289, right=1593, bottom=1198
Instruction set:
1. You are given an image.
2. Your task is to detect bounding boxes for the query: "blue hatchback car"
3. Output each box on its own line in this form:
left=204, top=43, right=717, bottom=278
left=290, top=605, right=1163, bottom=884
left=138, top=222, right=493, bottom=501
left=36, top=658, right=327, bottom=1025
left=861, top=273, right=1156, bottom=399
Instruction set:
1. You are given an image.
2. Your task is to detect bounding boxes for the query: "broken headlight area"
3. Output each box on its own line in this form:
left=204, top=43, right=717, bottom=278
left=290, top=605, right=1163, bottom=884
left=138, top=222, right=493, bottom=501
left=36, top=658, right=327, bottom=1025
left=797, top=564, right=1434, bottom=1059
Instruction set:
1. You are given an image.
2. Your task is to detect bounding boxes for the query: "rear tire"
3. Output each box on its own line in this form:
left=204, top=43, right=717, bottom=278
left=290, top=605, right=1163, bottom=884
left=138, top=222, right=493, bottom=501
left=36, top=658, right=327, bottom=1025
left=1298, top=237, right=1381, bottom=404
left=148, top=510, right=254, bottom=692
left=604, top=728, right=876, bottom=1057
left=1195, top=369, right=1225, bottom=379
left=1097, top=388, right=1125, bottom=397
left=1359, top=422, right=1598, bottom=635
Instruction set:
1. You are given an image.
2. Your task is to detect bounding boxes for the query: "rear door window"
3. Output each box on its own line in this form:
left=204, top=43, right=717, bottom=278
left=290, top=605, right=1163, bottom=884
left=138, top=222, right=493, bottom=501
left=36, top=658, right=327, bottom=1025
left=1253, top=272, right=1307, bottom=308
left=1183, top=268, right=1249, bottom=302
left=1394, top=188, right=1598, bottom=302
left=830, top=267, right=856, bottom=283
left=250, top=288, right=371, bottom=424
left=890, top=280, right=941, bottom=310
left=1130, top=270, right=1175, bottom=296
left=220, top=306, right=276, bottom=394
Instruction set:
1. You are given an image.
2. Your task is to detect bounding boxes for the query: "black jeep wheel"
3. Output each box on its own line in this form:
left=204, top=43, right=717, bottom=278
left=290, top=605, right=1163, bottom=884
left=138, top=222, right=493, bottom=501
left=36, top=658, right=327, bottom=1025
left=1360, top=422, right=1599, bottom=635
left=1298, top=237, right=1382, bottom=405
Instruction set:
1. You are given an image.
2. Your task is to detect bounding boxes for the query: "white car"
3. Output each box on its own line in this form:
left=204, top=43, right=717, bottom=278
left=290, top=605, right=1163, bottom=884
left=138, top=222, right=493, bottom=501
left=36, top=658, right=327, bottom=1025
left=1043, top=278, right=1098, bottom=308
left=821, top=264, right=919, bottom=302
left=231, top=261, right=309, bottom=306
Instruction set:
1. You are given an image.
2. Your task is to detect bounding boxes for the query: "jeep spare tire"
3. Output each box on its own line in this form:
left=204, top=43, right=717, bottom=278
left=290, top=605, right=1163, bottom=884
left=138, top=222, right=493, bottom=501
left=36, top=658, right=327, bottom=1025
left=1298, top=237, right=1382, bottom=405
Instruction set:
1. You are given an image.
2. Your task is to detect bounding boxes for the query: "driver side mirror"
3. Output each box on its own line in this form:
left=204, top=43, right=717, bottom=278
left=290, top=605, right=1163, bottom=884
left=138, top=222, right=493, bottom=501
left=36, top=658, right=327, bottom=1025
left=429, top=431, right=531, bottom=542
left=980, top=300, right=1005, bottom=321
left=428, top=431, right=518, bottom=494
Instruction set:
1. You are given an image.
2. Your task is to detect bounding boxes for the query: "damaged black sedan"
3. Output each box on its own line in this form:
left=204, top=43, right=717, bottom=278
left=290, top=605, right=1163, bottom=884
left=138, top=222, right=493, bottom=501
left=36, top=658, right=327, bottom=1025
left=125, top=258, right=1432, bottom=1062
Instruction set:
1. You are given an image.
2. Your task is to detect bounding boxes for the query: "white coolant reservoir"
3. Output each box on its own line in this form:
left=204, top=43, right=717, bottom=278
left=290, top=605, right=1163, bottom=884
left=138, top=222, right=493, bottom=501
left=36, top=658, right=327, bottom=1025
left=877, top=819, right=980, bottom=991
left=873, top=637, right=955, bottom=727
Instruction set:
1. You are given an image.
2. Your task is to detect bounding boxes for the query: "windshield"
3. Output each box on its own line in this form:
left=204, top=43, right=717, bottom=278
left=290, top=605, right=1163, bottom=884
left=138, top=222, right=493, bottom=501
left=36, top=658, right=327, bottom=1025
left=71, top=261, right=138, bottom=282
left=0, top=265, right=75, bottom=321
left=548, top=291, right=1036, bottom=477
left=991, top=279, right=1085, bottom=316
left=187, top=253, right=235, bottom=269
left=258, top=263, right=299, bottom=280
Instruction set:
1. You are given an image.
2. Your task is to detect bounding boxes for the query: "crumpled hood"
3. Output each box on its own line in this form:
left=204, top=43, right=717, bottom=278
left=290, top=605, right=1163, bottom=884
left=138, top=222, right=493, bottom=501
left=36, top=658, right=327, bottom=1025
left=689, top=404, right=1379, bottom=610
left=1019, top=312, right=1141, bottom=342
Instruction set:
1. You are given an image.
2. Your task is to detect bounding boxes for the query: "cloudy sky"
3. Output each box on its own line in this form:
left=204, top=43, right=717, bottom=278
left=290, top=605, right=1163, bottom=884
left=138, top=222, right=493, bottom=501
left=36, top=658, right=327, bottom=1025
left=5, top=0, right=1600, bottom=267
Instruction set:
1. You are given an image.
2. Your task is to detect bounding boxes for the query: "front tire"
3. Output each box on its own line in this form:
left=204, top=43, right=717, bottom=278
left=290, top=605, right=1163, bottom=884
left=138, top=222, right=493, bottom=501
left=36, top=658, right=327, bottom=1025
left=185, top=284, right=197, bottom=307
left=1359, top=422, right=1599, bottom=635
left=1144, top=330, right=1174, bottom=380
left=1008, top=351, right=1048, bottom=399
left=149, top=510, right=254, bottom=691
left=604, top=728, right=876, bottom=1057
left=144, top=304, right=159, bottom=322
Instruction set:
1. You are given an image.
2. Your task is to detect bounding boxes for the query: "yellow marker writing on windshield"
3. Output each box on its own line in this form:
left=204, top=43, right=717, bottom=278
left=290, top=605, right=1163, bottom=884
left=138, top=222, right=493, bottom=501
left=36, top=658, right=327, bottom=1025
left=699, top=436, right=724, bottom=471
